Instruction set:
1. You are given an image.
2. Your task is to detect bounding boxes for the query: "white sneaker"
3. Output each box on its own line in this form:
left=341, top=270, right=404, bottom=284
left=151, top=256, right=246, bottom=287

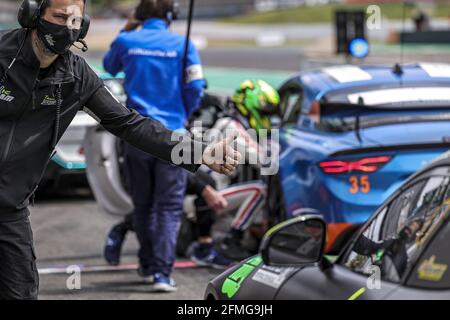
left=151, top=273, right=177, bottom=292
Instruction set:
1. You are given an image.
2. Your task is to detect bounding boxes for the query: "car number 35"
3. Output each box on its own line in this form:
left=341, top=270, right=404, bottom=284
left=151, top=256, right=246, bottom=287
left=349, top=175, right=370, bottom=194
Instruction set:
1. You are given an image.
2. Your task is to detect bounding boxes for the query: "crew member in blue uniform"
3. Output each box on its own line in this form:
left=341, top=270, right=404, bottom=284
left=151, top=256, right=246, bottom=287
left=103, top=0, right=206, bottom=292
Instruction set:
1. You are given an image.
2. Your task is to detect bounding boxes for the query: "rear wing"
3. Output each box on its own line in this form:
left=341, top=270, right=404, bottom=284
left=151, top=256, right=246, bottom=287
left=314, top=101, right=450, bottom=132
left=320, top=101, right=450, bottom=116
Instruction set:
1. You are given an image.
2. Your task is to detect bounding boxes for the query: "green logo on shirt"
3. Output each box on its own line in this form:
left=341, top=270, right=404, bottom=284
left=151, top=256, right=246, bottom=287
left=0, top=86, right=14, bottom=102
left=41, top=95, right=57, bottom=106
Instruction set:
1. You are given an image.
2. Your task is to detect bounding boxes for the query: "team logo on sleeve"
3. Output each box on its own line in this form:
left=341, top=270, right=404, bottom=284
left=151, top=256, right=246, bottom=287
left=0, top=86, right=15, bottom=102
left=185, top=64, right=204, bottom=83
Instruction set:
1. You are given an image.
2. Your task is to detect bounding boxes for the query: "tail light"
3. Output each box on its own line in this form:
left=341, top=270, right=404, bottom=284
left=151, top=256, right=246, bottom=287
left=319, top=156, right=391, bottom=174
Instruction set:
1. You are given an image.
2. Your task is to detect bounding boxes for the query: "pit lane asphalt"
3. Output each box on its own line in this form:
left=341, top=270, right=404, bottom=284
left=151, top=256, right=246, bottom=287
left=31, top=192, right=222, bottom=300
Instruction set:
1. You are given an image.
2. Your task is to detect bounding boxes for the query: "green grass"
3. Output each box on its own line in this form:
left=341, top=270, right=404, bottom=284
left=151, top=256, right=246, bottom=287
left=372, top=43, right=450, bottom=54
left=221, top=3, right=450, bottom=24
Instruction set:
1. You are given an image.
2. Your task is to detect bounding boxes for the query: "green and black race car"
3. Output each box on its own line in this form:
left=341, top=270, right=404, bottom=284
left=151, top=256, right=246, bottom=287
left=205, top=151, right=450, bottom=300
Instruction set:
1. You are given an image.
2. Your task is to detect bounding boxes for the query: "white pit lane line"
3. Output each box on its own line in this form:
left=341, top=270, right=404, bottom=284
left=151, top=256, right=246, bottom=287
left=38, top=261, right=197, bottom=275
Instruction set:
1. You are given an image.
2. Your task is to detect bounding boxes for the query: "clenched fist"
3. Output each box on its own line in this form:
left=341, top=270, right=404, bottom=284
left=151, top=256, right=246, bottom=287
left=202, top=133, right=242, bottom=176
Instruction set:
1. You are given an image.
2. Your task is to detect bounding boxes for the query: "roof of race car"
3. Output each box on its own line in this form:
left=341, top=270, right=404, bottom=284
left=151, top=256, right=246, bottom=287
left=296, top=63, right=450, bottom=100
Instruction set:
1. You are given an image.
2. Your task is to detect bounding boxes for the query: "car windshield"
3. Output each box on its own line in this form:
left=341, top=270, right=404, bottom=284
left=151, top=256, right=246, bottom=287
left=318, top=110, right=450, bottom=132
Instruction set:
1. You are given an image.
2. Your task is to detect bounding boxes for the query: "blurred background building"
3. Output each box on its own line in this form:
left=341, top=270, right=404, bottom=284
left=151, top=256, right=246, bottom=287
left=0, top=1, right=18, bottom=27
left=1, top=0, right=447, bottom=20
left=1, top=0, right=449, bottom=66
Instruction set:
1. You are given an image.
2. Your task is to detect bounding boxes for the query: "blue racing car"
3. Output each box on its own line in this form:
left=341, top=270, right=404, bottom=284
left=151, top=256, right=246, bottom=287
left=268, top=63, right=450, bottom=252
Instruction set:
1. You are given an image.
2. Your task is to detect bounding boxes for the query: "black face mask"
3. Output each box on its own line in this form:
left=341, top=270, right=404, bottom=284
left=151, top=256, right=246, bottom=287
left=37, top=19, right=81, bottom=55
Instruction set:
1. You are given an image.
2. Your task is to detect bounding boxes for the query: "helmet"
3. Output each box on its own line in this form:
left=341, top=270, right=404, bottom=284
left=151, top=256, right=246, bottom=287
left=231, top=80, right=280, bottom=132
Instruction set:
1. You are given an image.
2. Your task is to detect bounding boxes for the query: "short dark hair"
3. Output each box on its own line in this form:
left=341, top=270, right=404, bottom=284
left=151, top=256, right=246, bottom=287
left=135, top=0, right=174, bottom=21
left=38, top=0, right=52, bottom=13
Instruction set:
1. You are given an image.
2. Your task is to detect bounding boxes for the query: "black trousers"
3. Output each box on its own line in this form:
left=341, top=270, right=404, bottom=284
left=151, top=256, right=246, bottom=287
left=186, top=170, right=216, bottom=238
left=0, top=209, right=39, bottom=300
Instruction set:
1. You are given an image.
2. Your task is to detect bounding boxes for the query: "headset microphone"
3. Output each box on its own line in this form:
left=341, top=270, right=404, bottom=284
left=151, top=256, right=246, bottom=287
left=75, top=39, right=89, bottom=52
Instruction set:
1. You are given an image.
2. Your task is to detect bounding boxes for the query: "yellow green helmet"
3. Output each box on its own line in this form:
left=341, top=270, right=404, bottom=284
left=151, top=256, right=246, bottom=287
left=231, top=80, right=280, bottom=132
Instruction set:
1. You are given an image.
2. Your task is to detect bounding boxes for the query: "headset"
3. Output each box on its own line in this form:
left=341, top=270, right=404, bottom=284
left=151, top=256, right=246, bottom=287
left=17, top=0, right=90, bottom=51
left=0, top=1, right=91, bottom=150
left=135, top=0, right=179, bottom=25
left=167, top=1, right=179, bottom=24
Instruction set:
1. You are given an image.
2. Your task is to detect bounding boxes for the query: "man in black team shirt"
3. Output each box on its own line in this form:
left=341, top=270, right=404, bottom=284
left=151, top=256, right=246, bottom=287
left=0, top=0, right=240, bottom=299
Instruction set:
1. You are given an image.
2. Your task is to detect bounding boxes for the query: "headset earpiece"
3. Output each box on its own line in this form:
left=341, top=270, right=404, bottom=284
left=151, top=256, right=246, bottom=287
left=166, top=1, right=179, bottom=24
left=17, top=0, right=41, bottom=29
left=171, top=1, right=179, bottom=21
left=78, top=14, right=90, bottom=40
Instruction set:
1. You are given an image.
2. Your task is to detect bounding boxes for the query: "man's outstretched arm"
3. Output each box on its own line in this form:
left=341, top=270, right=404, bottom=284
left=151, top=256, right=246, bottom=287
left=84, top=86, right=240, bottom=174
left=84, top=86, right=203, bottom=172
left=79, top=58, right=240, bottom=174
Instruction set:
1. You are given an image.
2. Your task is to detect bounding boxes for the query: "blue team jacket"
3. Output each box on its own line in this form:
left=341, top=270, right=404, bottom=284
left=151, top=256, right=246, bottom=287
left=103, top=18, right=206, bottom=131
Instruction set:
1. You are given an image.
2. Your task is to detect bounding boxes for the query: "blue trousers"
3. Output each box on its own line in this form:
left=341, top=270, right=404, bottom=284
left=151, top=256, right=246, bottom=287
left=123, top=142, right=187, bottom=277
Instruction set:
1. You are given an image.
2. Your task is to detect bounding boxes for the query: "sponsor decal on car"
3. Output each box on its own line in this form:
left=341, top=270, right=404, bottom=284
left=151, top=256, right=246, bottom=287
left=348, top=287, right=366, bottom=300
left=221, top=256, right=262, bottom=299
left=252, top=265, right=296, bottom=289
left=417, top=255, right=448, bottom=282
